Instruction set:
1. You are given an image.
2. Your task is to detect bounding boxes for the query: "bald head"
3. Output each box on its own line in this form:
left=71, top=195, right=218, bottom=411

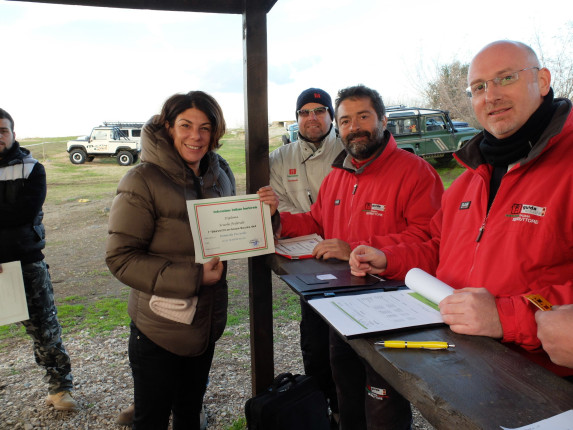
left=467, top=40, right=551, bottom=139
left=469, top=41, right=541, bottom=81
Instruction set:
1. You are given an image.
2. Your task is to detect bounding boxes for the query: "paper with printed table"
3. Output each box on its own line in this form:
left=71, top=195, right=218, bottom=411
left=308, top=268, right=454, bottom=338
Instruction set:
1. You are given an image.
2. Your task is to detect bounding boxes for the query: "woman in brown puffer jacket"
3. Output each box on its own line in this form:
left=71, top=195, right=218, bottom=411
left=106, top=91, right=235, bottom=430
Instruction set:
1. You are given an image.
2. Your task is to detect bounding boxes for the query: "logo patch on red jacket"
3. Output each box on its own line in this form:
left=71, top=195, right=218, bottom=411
left=506, top=203, right=546, bottom=224
left=459, top=201, right=471, bottom=210
left=521, top=204, right=546, bottom=217
left=362, top=202, right=386, bottom=217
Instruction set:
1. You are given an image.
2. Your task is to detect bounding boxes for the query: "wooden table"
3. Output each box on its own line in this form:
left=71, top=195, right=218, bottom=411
left=267, top=254, right=573, bottom=430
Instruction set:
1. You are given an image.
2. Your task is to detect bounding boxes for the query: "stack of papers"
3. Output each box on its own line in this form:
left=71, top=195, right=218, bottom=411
left=275, top=234, right=323, bottom=259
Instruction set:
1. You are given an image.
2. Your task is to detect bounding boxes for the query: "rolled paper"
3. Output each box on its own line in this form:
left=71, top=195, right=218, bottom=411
left=405, top=268, right=454, bottom=305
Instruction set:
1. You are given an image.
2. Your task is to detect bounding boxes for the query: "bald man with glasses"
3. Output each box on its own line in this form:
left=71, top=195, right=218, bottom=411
left=350, top=40, right=573, bottom=381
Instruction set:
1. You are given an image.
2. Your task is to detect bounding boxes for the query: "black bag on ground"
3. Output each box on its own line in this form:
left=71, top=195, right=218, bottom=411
left=245, top=372, right=330, bottom=430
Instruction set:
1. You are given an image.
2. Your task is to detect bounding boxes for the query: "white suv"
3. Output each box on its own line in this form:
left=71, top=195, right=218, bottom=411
left=67, top=122, right=144, bottom=166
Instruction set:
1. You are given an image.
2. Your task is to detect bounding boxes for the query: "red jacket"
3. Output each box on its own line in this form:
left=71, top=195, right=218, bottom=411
left=383, top=100, right=573, bottom=374
left=280, top=134, right=444, bottom=249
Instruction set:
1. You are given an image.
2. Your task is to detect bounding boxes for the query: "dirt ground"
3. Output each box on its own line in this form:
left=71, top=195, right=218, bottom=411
left=42, top=197, right=127, bottom=301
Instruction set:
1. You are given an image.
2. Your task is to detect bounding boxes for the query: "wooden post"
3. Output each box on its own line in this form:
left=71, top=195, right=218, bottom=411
left=243, top=0, right=274, bottom=394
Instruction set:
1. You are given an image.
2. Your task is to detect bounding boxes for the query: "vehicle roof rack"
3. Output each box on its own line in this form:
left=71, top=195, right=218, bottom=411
left=386, top=105, right=407, bottom=111
left=102, top=121, right=145, bottom=128
left=386, top=106, right=448, bottom=116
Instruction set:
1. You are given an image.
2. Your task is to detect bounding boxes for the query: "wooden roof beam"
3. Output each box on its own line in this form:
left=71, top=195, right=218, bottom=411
left=8, top=0, right=278, bottom=14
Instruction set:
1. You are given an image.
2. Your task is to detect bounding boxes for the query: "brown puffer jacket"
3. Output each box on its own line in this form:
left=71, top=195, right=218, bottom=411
left=106, top=115, right=236, bottom=357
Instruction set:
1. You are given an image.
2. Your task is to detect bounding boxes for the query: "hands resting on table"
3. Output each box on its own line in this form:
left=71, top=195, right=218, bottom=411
left=349, top=244, right=573, bottom=368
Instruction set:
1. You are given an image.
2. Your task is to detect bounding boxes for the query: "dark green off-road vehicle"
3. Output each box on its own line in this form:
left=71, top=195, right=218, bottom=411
left=387, top=106, right=480, bottom=164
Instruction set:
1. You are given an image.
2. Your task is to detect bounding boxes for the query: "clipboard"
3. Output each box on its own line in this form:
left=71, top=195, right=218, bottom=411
left=274, top=251, right=313, bottom=260
left=280, top=269, right=405, bottom=299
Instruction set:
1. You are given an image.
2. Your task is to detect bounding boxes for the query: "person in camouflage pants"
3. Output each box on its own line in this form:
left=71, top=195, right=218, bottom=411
left=0, top=108, right=78, bottom=411
left=21, top=261, right=74, bottom=393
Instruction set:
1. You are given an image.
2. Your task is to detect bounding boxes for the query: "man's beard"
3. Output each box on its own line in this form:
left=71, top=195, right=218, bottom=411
left=343, top=124, right=385, bottom=160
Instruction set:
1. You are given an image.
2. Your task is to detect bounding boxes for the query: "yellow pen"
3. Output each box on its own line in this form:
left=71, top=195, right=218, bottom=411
left=375, top=340, right=455, bottom=350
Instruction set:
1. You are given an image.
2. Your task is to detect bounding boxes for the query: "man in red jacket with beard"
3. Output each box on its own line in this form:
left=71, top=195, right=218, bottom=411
left=259, top=84, right=444, bottom=430
left=350, top=40, right=573, bottom=380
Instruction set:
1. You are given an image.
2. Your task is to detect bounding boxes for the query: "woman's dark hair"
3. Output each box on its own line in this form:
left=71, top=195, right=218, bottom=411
left=158, top=91, right=226, bottom=150
left=334, top=85, right=386, bottom=122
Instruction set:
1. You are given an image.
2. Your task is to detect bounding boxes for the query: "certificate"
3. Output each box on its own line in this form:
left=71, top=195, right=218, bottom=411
left=187, top=194, right=275, bottom=263
left=0, top=261, right=30, bottom=326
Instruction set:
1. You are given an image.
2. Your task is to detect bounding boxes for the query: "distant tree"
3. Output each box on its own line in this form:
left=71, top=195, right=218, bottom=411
left=420, top=26, right=572, bottom=129
left=534, top=23, right=573, bottom=100
left=422, top=61, right=479, bottom=128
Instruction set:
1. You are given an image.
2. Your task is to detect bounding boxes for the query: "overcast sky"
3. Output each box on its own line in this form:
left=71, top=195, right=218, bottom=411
left=2, top=0, right=572, bottom=137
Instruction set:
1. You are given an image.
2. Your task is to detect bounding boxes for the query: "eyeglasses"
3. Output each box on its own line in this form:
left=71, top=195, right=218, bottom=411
left=297, top=106, right=329, bottom=117
left=466, top=67, right=540, bottom=98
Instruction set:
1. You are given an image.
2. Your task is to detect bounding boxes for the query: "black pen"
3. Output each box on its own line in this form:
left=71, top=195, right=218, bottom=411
left=307, top=190, right=314, bottom=205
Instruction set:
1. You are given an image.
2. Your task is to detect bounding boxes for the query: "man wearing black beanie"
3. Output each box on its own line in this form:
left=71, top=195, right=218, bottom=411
left=260, top=85, right=444, bottom=429
left=270, top=88, right=344, bottom=214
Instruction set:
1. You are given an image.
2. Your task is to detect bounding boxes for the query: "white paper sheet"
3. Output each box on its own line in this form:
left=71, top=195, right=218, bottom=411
left=309, top=289, right=444, bottom=338
left=405, top=268, right=454, bottom=305
left=0, top=261, right=29, bottom=326
left=500, top=409, right=573, bottom=430
left=274, top=233, right=323, bottom=259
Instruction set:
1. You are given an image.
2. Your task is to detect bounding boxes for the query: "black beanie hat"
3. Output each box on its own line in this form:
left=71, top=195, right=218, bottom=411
left=296, top=88, right=334, bottom=120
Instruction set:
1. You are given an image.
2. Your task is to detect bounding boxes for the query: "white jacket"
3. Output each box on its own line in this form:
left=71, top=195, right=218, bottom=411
left=269, top=127, right=344, bottom=213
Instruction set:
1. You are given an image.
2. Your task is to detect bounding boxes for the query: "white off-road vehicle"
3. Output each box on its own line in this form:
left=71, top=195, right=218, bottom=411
left=67, top=122, right=144, bottom=166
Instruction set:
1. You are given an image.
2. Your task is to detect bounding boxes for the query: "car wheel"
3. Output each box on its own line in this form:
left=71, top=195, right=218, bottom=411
left=69, top=149, right=87, bottom=164
left=117, top=151, right=134, bottom=166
